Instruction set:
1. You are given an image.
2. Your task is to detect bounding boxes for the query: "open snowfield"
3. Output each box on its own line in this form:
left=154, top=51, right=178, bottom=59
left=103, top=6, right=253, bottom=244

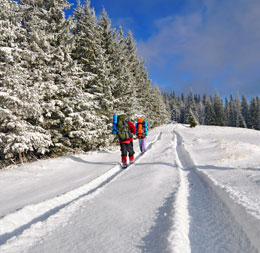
left=0, top=123, right=259, bottom=253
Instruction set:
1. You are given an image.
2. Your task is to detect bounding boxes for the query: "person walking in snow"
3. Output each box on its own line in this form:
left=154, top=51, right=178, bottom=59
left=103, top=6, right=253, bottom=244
left=136, top=118, right=148, bottom=153
left=115, top=114, right=136, bottom=168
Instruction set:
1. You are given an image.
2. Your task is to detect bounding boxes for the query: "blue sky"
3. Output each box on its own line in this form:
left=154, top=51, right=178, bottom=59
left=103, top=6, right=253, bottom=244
left=66, top=0, right=260, bottom=97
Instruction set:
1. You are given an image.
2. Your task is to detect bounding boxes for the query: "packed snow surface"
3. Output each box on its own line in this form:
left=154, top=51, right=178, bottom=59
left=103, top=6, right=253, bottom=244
left=0, top=124, right=259, bottom=252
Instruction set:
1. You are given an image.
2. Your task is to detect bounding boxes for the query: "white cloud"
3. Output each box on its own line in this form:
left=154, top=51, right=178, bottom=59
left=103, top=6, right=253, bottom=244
left=137, top=0, right=260, bottom=96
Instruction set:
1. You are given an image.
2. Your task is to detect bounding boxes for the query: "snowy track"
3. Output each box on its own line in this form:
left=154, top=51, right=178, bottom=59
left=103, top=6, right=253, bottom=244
left=0, top=132, right=164, bottom=252
left=0, top=124, right=259, bottom=252
left=172, top=130, right=258, bottom=252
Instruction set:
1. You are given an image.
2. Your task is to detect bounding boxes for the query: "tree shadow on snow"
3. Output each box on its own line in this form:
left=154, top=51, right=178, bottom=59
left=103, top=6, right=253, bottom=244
left=133, top=162, right=177, bottom=168
left=198, top=165, right=260, bottom=171
left=69, top=155, right=118, bottom=166
left=243, top=167, right=260, bottom=171
left=135, top=190, right=176, bottom=253
left=197, top=165, right=235, bottom=171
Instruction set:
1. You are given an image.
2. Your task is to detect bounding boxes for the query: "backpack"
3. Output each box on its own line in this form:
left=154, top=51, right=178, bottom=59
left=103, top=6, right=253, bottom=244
left=116, top=115, right=133, bottom=141
left=136, top=118, right=147, bottom=138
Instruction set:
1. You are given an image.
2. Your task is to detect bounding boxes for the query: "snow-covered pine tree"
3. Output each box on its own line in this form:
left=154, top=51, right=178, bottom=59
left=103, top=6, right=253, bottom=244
left=162, top=92, right=171, bottom=118
left=149, top=84, right=169, bottom=127
left=96, top=8, right=116, bottom=115
left=132, top=60, right=154, bottom=121
left=204, top=97, right=216, bottom=125
left=184, top=90, right=198, bottom=124
left=71, top=0, right=112, bottom=150
left=228, top=94, right=246, bottom=128
left=249, top=98, right=257, bottom=129
left=255, top=97, right=260, bottom=130
left=115, top=30, right=138, bottom=119
left=224, top=97, right=230, bottom=125
left=0, top=0, right=52, bottom=164
left=249, top=97, right=260, bottom=130
left=172, top=93, right=182, bottom=123
left=178, top=93, right=186, bottom=123
left=128, top=51, right=152, bottom=120
left=19, top=0, right=94, bottom=154
left=196, top=99, right=205, bottom=125
left=213, top=92, right=226, bottom=126
left=228, top=95, right=236, bottom=127
left=107, top=26, right=133, bottom=118
left=110, top=26, right=167, bottom=127
left=235, top=95, right=246, bottom=128
left=241, top=95, right=249, bottom=128
left=187, top=108, right=197, bottom=128
left=162, top=91, right=181, bottom=123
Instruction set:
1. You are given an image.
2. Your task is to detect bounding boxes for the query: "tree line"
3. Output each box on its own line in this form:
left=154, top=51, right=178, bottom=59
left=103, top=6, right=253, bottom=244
left=163, top=91, right=260, bottom=130
left=0, top=0, right=169, bottom=166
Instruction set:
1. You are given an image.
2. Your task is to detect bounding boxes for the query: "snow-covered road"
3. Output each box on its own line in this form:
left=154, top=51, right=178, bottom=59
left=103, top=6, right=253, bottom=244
left=0, top=124, right=259, bottom=252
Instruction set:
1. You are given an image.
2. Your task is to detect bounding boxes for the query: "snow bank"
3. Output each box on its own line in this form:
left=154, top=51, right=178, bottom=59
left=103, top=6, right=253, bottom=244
left=175, top=124, right=260, bottom=251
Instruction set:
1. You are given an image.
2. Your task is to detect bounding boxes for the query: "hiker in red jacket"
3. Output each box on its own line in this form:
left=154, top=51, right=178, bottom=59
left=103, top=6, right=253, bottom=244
left=116, top=115, right=136, bottom=168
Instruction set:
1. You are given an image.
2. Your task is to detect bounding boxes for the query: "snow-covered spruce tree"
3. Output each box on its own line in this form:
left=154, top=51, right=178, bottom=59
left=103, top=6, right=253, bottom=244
left=249, top=98, right=257, bottom=129
left=187, top=109, right=197, bottom=128
left=106, top=26, right=136, bottom=119
left=137, top=79, right=158, bottom=127
left=0, top=0, right=52, bottom=164
left=196, top=100, right=205, bottom=125
left=162, top=92, right=171, bottom=118
left=132, top=60, right=155, bottom=122
left=184, top=90, right=198, bottom=124
left=224, top=97, right=230, bottom=126
left=72, top=0, right=112, bottom=150
left=255, top=97, right=260, bottom=130
left=172, top=95, right=183, bottom=123
left=192, top=94, right=205, bottom=125
left=148, top=84, right=169, bottom=127
left=94, top=7, right=119, bottom=145
left=19, top=0, right=94, bottom=154
left=228, top=94, right=246, bottom=128
left=249, top=97, right=260, bottom=130
left=227, top=95, right=236, bottom=126
left=213, top=92, right=227, bottom=126
left=110, top=27, right=131, bottom=116
left=241, top=95, right=250, bottom=128
left=178, top=96, right=186, bottom=123
left=119, top=31, right=157, bottom=125
left=235, top=95, right=246, bottom=128
left=113, top=30, right=137, bottom=119
left=141, top=84, right=157, bottom=126
left=204, top=97, right=217, bottom=125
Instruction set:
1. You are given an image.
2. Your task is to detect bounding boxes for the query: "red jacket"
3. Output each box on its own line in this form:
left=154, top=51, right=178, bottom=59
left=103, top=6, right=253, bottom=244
left=120, top=121, right=136, bottom=143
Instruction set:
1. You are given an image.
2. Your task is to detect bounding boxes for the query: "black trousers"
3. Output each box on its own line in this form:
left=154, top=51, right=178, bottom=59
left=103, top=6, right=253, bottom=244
left=120, top=141, right=135, bottom=157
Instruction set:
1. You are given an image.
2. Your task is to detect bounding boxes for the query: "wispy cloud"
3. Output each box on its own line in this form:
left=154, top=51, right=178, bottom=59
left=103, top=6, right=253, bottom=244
left=111, top=16, right=135, bottom=31
left=137, top=0, right=260, bottom=96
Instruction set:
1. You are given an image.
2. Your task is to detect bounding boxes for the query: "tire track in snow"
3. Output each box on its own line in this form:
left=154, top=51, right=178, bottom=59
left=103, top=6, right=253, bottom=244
left=168, top=132, right=191, bottom=253
left=172, top=130, right=258, bottom=253
left=137, top=128, right=179, bottom=253
left=0, top=132, right=162, bottom=252
left=187, top=170, right=257, bottom=253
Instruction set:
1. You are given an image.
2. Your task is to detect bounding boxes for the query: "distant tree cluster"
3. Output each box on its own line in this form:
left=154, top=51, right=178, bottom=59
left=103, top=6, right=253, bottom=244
left=163, top=91, right=260, bottom=130
left=0, top=0, right=169, bottom=166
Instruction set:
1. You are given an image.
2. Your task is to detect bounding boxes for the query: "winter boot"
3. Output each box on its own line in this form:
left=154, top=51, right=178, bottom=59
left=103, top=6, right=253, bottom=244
left=122, top=156, right=127, bottom=168
left=129, top=156, right=134, bottom=164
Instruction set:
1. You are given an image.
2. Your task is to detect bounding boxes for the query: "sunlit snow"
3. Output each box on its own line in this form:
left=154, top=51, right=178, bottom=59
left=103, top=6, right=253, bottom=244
left=0, top=124, right=259, bottom=252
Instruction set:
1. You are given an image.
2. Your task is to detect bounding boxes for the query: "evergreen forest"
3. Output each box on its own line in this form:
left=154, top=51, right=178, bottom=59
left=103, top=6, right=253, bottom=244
left=163, top=91, right=260, bottom=130
left=1, top=0, right=259, bottom=168
left=0, top=0, right=169, bottom=166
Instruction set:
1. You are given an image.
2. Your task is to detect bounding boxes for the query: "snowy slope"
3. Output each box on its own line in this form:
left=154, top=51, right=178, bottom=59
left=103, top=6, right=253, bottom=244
left=0, top=124, right=259, bottom=253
